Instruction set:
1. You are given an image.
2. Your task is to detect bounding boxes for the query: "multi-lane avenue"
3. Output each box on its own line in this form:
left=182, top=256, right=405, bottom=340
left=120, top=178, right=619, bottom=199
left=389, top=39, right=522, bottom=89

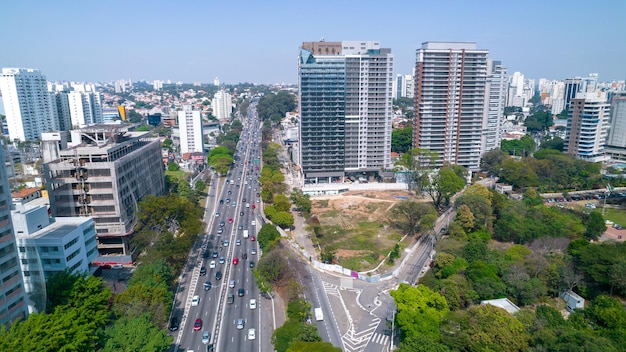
left=173, top=100, right=266, bottom=352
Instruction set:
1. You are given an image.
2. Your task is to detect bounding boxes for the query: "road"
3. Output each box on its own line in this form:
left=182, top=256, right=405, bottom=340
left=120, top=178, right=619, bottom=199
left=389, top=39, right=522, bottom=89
left=172, top=101, right=269, bottom=352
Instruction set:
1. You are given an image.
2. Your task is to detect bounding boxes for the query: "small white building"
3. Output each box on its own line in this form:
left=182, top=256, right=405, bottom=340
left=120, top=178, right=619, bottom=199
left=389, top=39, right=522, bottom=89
left=481, top=298, right=520, bottom=314
left=12, top=204, right=97, bottom=312
left=561, top=291, right=585, bottom=312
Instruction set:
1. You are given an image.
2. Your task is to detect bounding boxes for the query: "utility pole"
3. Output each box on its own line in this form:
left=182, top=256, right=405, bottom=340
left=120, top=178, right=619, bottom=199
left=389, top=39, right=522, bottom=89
left=390, top=310, right=395, bottom=350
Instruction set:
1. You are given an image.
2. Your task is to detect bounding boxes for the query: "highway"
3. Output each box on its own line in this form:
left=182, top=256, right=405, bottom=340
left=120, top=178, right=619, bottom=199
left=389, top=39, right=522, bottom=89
left=173, top=101, right=266, bottom=352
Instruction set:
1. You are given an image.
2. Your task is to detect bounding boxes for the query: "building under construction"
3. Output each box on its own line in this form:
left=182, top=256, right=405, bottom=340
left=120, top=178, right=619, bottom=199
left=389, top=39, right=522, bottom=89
left=42, top=126, right=165, bottom=261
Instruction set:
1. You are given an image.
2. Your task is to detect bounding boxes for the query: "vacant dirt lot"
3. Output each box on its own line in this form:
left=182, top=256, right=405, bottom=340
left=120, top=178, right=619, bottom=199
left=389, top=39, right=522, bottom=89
left=308, top=190, right=425, bottom=271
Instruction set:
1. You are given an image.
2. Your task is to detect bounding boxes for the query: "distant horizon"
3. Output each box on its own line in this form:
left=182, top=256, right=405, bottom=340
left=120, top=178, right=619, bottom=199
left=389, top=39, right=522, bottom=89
left=1, top=1, right=625, bottom=84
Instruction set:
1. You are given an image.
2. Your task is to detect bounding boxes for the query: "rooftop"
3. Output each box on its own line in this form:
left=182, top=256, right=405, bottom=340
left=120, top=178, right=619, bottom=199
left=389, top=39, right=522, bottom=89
left=480, top=298, right=520, bottom=314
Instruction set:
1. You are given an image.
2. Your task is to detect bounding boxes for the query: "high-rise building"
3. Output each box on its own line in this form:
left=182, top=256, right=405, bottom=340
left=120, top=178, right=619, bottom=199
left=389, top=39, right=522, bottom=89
left=0, top=68, right=59, bottom=141
left=482, top=60, right=508, bottom=153
left=212, top=90, right=232, bottom=120
left=298, top=40, right=393, bottom=184
left=43, top=126, right=165, bottom=259
left=67, top=90, right=103, bottom=127
left=0, top=143, right=28, bottom=324
left=153, top=80, right=163, bottom=91
left=413, top=42, right=489, bottom=171
left=563, top=77, right=583, bottom=111
left=404, top=74, right=415, bottom=99
left=605, top=92, right=626, bottom=162
left=178, top=105, right=204, bottom=154
left=564, top=91, right=610, bottom=163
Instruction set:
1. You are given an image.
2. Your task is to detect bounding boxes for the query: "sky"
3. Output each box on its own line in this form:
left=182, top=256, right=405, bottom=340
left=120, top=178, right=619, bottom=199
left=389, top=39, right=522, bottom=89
left=1, top=0, right=625, bottom=85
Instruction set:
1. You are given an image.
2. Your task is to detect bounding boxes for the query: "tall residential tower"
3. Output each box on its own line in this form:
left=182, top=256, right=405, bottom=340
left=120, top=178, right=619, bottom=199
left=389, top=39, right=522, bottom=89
left=564, top=91, right=610, bottom=163
left=413, top=42, right=489, bottom=171
left=298, top=40, right=393, bottom=184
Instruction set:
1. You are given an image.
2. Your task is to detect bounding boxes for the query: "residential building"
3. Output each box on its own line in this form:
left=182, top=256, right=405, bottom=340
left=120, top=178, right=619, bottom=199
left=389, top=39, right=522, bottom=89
left=43, top=126, right=165, bottom=260
left=392, top=74, right=415, bottom=99
left=0, top=68, right=59, bottom=141
left=482, top=60, right=508, bottom=153
left=413, top=42, right=489, bottom=171
left=13, top=204, right=97, bottom=312
left=212, top=90, right=232, bottom=120
left=564, top=91, right=610, bottom=162
left=0, top=143, right=28, bottom=325
left=67, top=90, right=103, bottom=127
left=298, top=40, right=393, bottom=184
left=178, top=105, right=204, bottom=154
left=564, top=77, right=583, bottom=111
left=605, top=92, right=626, bottom=162
left=153, top=80, right=163, bottom=91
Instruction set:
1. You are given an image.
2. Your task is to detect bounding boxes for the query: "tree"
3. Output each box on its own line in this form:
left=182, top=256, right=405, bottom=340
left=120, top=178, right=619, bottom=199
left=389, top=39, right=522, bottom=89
left=584, top=211, right=606, bottom=240
left=290, top=188, right=311, bottom=214
left=480, top=149, right=508, bottom=175
left=391, top=284, right=449, bottom=341
left=524, top=111, right=554, bottom=132
left=389, top=200, right=437, bottom=236
left=272, top=211, right=295, bottom=229
left=320, top=246, right=336, bottom=264
left=274, top=194, right=292, bottom=212
left=392, top=126, right=413, bottom=154
left=424, top=165, right=466, bottom=210
left=286, top=341, right=342, bottom=352
left=194, top=179, right=206, bottom=193
left=539, top=136, right=564, bottom=151
left=258, top=224, right=281, bottom=251
left=501, top=135, right=536, bottom=156
left=258, top=248, right=288, bottom=283
left=167, top=161, right=179, bottom=171
left=395, top=148, right=439, bottom=193
left=128, top=110, right=143, bottom=123
left=113, top=282, right=172, bottom=325
left=455, top=205, right=475, bottom=232
left=454, top=194, right=492, bottom=230
left=162, top=138, right=173, bottom=150
left=103, top=314, right=172, bottom=352
left=440, top=304, right=529, bottom=351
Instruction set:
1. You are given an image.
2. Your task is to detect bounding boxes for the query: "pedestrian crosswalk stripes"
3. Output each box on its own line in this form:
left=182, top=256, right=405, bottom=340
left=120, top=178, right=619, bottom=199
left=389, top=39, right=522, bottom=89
left=370, top=333, right=389, bottom=345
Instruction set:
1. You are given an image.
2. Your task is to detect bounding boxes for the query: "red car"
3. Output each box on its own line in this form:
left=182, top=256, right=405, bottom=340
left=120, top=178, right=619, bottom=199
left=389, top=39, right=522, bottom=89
left=194, top=318, right=202, bottom=331
left=233, top=257, right=239, bottom=265
left=228, top=217, right=233, bottom=224
left=250, top=236, right=256, bottom=242
left=251, top=204, right=256, bottom=209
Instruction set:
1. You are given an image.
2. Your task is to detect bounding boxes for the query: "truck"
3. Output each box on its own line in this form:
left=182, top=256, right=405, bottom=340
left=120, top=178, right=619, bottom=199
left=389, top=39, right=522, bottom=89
left=314, top=307, right=324, bottom=321
left=243, top=230, right=249, bottom=238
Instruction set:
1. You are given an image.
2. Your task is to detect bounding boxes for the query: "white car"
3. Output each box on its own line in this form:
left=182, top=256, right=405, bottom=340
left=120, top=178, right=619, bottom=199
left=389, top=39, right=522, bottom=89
left=249, top=299, right=257, bottom=310
left=209, top=260, right=216, bottom=269
left=248, top=328, right=256, bottom=340
left=191, top=295, right=200, bottom=306
left=246, top=203, right=250, bottom=208
left=251, top=220, right=256, bottom=226
left=202, top=330, right=211, bottom=344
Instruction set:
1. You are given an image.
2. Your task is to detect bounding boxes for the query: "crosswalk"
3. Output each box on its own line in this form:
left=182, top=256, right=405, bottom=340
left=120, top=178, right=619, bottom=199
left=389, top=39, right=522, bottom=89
left=370, top=332, right=389, bottom=345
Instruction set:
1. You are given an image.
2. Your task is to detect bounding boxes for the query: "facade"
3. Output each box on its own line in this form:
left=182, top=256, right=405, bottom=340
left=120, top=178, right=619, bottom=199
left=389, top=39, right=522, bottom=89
left=67, top=90, right=103, bottom=127
left=43, top=126, right=165, bottom=259
left=212, top=90, right=232, bottom=120
left=413, top=42, right=489, bottom=171
left=298, top=40, right=393, bottom=184
left=178, top=105, right=204, bottom=154
left=482, top=60, right=508, bottom=153
left=0, top=144, right=28, bottom=325
left=605, top=92, right=626, bottom=162
left=13, top=204, right=97, bottom=311
left=0, top=68, right=59, bottom=141
left=564, top=91, right=610, bottom=162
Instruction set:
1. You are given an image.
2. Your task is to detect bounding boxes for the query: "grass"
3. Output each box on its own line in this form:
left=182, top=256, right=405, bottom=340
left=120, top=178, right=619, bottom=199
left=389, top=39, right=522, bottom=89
left=602, top=208, right=626, bottom=226
left=165, top=170, right=188, bottom=181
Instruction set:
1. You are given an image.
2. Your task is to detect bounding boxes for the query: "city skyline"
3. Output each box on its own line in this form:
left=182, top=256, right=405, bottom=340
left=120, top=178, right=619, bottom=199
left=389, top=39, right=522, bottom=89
left=1, top=0, right=624, bottom=84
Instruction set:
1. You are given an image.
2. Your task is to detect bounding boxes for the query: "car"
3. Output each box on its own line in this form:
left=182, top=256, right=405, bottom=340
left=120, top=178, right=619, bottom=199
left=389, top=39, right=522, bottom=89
left=217, top=228, right=223, bottom=234
left=207, top=344, right=215, bottom=352
left=248, top=328, right=256, bottom=340
left=111, top=264, right=123, bottom=269
left=246, top=203, right=250, bottom=208
left=236, top=239, right=241, bottom=246
left=250, top=236, right=256, bottom=242
left=209, top=261, right=216, bottom=269
left=228, top=217, right=233, bottom=224
left=251, top=220, right=256, bottom=226
left=233, top=257, right=239, bottom=265
left=202, top=330, right=211, bottom=344
left=194, top=318, right=202, bottom=331
left=204, top=281, right=212, bottom=290
left=227, top=190, right=232, bottom=195
left=100, top=264, right=112, bottom=270
left=249, top=299, right=257, bottom=309
left=251, top=248, right=257, bottom=255
left=227, top=294, right=235, bottom=304
left=226, top=198, right=230, bottom=203
left=169, top=317, right=179, bottom=331
left=249, top=261, right=255, bottom=268
left=232, top=201, right=237, bottom=207
left=219, top=221, right=225, bottom=227
left=242, top=198, right=246, bottom=203
left=240, top=211, right=244, bottom=216
left=251, top=204, right=256, bottom=209
left=238, top=288, right=245, bottom=297
left=219, top=199, right=224, bottom=204
left=219, top=256, right=225, bottom=264
left=238, top=225, right=243, bottom=230
left=215, top=271, right=222, bottom=280
left=212, top=251, right=218, bottom=258
left=192, top=295, right=200, bottom=306
left=229, top=280, right=235, bottom=288
left=200, top=267, right=207, bottom=276
left=236, top=318, right=245, bottom=330
left=243, top=253, right=248, bottom=259
left=223, top=239, right=229, bottom=246
left=215, top=212, right=220, bottom=217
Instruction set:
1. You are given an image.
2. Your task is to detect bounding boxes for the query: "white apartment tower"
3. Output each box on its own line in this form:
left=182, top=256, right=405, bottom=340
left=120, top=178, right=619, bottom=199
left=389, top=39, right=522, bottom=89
left=178, top=105, right=204, bottom=154
left=482, top=60, right=508, bottom=153
left=564, top=91, right=610, bottom=163
left=212, top=90, right=232, bottom=120
left=0, top=68, right=59, bottom=141
left=605, top=92, right=626, bottom=162
left=413, top=42, right=489, bottom=171
left=298, top=40, right=393, bottom=183
left=0, top=144, right=28, bottom=324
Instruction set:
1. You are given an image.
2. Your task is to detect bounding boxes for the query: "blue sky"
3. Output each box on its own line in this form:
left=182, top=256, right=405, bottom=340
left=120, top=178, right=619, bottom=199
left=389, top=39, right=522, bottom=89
left=1, top=0, right=624, bottom=84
